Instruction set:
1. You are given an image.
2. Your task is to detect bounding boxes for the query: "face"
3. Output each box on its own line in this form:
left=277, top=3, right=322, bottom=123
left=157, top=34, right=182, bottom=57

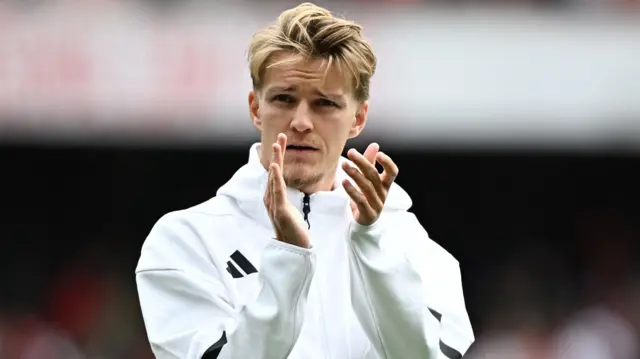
left=249, top=52, right=368, bottom=193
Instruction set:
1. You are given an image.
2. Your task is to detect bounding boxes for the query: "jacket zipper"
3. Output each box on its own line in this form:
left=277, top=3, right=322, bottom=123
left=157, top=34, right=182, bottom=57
left=302, top=193, right=311, bottom=229
left=301, top=193, right=331, bottom=358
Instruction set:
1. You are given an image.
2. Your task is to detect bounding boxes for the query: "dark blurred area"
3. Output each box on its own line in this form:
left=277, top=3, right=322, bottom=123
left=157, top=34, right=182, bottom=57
left=1, top=0, right=639, bottom=358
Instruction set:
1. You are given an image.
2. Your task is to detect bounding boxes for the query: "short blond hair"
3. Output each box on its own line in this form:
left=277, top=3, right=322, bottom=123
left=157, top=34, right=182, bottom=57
left=248, top=3, right=376, bottom=102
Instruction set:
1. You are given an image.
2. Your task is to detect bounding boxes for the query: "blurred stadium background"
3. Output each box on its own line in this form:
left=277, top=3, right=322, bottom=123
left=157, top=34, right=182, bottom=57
left=1, top=0, right=639, bottom=358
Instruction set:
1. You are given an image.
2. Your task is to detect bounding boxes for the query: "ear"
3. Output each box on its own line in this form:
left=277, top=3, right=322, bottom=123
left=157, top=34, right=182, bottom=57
left=348, top=101, right=368, bottom=139
left=249, top=90, right=262, bottom=131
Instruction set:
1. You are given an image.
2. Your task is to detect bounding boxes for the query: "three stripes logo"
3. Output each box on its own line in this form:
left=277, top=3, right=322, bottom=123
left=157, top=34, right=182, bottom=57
left=225, top=250, right=258, bottom=278
left=429, top=308, right=463, bottom=359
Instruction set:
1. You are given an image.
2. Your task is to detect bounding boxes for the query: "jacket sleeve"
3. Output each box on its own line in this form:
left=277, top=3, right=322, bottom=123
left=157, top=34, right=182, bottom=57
left=135, top=212, right=316, bottom=359
left=348, top=213, right=474, bottom=359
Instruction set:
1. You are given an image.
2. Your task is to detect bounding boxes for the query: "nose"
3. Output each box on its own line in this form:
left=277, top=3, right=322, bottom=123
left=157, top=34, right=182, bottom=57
left=290, top=101, right=314, bottom=133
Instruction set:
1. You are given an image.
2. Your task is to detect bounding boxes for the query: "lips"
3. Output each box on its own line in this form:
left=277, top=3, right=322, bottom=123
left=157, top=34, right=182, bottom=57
left=286, top=144, right=318, bottom=151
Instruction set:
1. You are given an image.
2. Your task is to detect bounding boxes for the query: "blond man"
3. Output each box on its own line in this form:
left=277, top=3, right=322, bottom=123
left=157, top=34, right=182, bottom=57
left=136, top=3, right=474, bottom=358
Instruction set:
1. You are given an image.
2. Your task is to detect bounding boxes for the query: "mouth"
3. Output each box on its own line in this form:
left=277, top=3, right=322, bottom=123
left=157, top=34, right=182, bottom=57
left=286, top=144, right=318, bottom=152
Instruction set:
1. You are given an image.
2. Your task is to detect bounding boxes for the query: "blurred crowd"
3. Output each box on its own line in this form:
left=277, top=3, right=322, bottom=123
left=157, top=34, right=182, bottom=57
left=467, top=209, right=640, bottom=359
left=0, top=240, right=153, bottom=359
left=0, top=0, right=638, bottom=10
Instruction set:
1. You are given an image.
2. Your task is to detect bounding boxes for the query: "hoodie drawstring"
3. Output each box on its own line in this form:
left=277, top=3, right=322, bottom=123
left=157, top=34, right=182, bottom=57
left=302, top=194, right=311, bottom=230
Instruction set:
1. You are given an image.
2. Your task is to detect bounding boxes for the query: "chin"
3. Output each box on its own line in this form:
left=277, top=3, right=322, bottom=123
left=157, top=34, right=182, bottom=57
left=283, top=165, right=323, bottom=190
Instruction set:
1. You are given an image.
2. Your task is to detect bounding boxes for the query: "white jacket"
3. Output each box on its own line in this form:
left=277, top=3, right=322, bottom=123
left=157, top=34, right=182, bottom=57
left=136, top=144, right=474, bottom=359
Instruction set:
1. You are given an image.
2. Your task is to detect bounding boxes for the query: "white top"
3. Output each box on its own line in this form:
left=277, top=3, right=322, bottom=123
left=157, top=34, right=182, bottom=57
left=135, top=144, right=474, bottom=359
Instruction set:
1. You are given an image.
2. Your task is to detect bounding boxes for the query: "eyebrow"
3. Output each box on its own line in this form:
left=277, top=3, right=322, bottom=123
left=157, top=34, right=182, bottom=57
left=265, top=86, right=346, bottom=102
left=265, top=86, right=296, bottom=94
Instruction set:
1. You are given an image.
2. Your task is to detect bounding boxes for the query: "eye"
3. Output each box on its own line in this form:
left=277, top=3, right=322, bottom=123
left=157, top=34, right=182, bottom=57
left=272, top=94, right=295, bottom=103
left=315, top=98, right=339, bottom=108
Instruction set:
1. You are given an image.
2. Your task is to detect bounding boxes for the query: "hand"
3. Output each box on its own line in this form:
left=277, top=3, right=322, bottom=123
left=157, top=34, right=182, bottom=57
left=264, top=133, right=311, bottom=249
left=342, top=143, right=399, bottom=226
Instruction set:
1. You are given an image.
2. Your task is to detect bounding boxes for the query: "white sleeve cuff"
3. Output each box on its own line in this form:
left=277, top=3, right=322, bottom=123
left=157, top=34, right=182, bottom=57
left=350, top=219, right=384, bottom=236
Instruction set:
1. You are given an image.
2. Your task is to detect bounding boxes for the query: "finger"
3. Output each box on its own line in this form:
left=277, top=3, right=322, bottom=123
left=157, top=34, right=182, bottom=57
left=271, top=162, right=287, bottom=208
left=376, top=151, right=399, bottom=188
left=347, top=149, right=381, bottom=186
left=268, top=165, right=279, bottom=222
left=271, top=142, right=277, bottom=164
left=342, top=179, right=377, bottom=219
left=342, top=162, right=384, bottom=212
left=266, top=146, right=276, bottom=213
left=266, top=167, right=277, bottom=225
left=273, top=143, right=283, bottom=172
left=363, top=142, right=379, bottom=165
left=277, top=133, right=287, bottom=168
left=264, top=167, right=271, bottom=209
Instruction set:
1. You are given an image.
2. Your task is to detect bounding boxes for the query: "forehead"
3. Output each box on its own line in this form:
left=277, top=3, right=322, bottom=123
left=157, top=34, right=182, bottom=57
left=262, top=53, right=352, bottom=95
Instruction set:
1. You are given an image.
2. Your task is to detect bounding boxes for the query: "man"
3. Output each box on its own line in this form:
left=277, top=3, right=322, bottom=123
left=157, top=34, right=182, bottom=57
left=136, top=3, right=474, bottom=359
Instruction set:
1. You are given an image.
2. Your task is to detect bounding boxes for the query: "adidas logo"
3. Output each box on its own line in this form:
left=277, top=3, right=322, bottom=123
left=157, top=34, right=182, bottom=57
left=225, top=250, right=257, bottom=278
